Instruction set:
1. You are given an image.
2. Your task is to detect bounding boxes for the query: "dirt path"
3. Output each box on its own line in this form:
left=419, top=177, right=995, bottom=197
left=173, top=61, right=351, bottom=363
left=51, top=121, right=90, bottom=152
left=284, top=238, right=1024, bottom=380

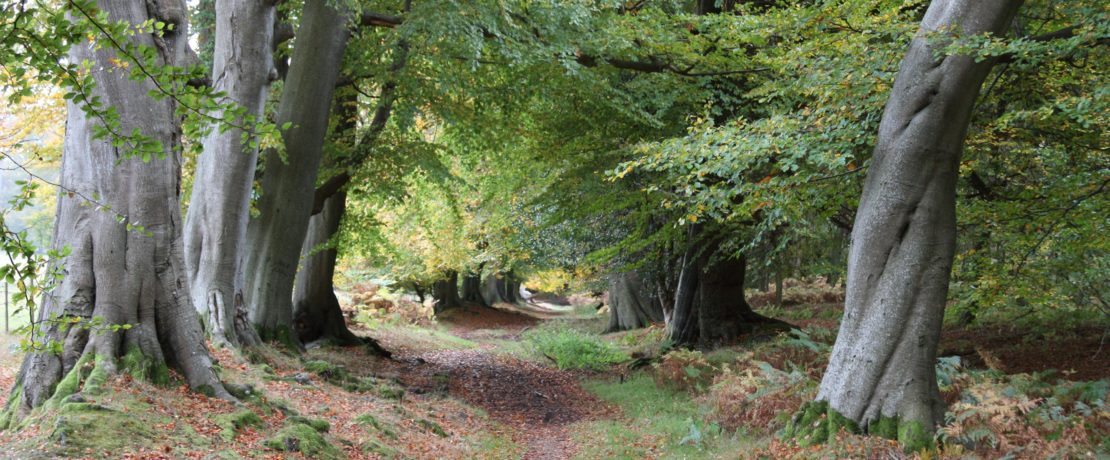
left=376, top=305, right=613, bottom=459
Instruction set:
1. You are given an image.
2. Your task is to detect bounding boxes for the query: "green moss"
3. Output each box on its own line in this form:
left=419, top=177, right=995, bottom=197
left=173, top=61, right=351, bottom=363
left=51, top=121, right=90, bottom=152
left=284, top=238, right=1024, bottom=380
left=257, top=326, right=300, bottom=351
left=417, top=418, right=447, bottom=437
left=783, top=401, right=829, bottom=447
left=0, top=383, right=23, bottom=430
left=263, top=422, right=341, bottom=459
left=364, top=438, right=399, bottom=458
left=58, top=402, right=115, bottom=413
left=353, top=413, right=398, bottom=439
left=46, top=354, right=94, bottom=409
left=120, top=347, right=170, bottom=386
left=82, top=356, right=112, bottom=395
left=287, top=416, right=330, bottom=433
left=868, top=415, right=899, bottom=439
left=826, top=407, right=860, bottom=442
left=897, top=419, right=932, bottom=453
left=303, top=360, right=346, bottom=381
left=213, top=409, right=263, bottom=441
left=195, top=384, right=217, bottom=398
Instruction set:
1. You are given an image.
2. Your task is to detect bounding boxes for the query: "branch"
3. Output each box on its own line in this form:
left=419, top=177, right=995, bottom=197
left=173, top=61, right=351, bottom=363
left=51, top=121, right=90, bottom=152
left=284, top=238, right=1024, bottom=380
left=359, top=11, right=404, bottom=28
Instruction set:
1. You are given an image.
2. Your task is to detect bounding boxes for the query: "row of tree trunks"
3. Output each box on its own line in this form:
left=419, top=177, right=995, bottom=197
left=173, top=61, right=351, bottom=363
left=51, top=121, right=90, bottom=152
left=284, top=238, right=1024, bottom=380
left=183, top=0, right=273, bottom=349
left=14, top=0, right=230, bottom=415
left=242, top=0, right=351, bottom=348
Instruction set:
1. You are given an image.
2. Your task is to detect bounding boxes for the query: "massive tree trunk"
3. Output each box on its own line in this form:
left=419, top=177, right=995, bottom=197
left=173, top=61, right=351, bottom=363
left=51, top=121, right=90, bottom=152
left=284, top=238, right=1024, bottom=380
left=292, top=192, right=360, bottom=346
left=667, top=227, right=788, bottom=347
left=480, top=272, right=520, bottom=306
left=432, top=271, right=462, bottom=314
left=243, top=0, right=350, bottom=348
left=794, top=0, right=1022, bottom=450
left=605, top=271, right=664, bottom=333
left=460, top=270, right=489, bottom=308
left=9, top=0, right=230, bottom=418
left=183, top=0, right=274, bottom=348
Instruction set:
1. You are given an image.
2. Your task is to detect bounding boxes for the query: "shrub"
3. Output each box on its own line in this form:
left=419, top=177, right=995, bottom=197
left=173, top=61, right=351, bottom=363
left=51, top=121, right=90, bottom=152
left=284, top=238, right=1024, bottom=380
left=702, top=360, right=816, bottom=435
left=938, top=368, right=1108, bottom=458
left=524, top=327, right=627, bottom=371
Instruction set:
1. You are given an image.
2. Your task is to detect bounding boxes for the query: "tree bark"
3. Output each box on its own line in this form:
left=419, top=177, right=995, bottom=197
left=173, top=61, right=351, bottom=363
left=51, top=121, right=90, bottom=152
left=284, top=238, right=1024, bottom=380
left=432, top=271, right=462, bottom=314
left=460, top=271, right=489, bottom=307
left=806, top=0, right=1022, bottom=449
left=667, top=227, right=788, bottom=347
left=291, top=192, right=360, bottom=346
left=480, top=274, right=507, bottom=306
left=243, top=0, right=350, bottom=348
left=605, top=271, right=664, bottom=333
left=13, top=0, right=230, bottom=415
left=183, top=0, right=274, bottom=349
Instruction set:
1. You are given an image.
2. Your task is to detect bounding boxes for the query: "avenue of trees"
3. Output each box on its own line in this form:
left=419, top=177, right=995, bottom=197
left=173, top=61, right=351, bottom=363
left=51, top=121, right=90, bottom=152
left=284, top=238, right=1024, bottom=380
left=0, top=0, right=1105, bottom=450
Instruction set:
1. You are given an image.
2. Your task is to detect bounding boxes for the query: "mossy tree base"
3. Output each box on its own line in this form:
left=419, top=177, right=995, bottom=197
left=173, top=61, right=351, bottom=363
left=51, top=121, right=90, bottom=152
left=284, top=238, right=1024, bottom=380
left=784, top=401, right=932, bottom=452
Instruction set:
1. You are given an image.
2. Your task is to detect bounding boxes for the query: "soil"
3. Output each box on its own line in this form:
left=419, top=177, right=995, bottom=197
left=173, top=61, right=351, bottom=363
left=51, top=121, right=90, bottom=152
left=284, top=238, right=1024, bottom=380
left=375, top=304, right=615, bottom=459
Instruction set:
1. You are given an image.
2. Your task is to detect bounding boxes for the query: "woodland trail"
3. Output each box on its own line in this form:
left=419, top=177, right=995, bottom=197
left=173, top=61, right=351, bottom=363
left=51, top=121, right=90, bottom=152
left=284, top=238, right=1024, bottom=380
left=374, top=304, right=614, bottom=460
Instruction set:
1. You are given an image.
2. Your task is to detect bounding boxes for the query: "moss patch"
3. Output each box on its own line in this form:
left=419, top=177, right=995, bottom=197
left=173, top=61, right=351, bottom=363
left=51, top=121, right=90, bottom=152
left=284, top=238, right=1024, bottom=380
left=120, top=347, right=170, bottom=386
left=263, top=422, right=341, bottom=459
left=213, top=409, right=263, bottom=441
left=417, top=418, right=448, bottom=437
left=353, top=413, right=398, bottom=439
left=286, top=415, right=330, bottom=433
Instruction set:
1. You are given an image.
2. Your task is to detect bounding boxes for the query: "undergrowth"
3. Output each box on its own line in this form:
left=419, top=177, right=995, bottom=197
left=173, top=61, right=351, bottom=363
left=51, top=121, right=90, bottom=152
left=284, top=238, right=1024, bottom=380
left=523, top=325, right=628, bottom=371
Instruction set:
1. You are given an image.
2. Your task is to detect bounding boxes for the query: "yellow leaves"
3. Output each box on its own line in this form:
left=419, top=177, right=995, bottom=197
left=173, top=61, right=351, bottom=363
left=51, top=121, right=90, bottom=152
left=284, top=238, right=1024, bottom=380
left=686, top=214, right=698, bottom=223
left=108, top=57, right=129, bottom=69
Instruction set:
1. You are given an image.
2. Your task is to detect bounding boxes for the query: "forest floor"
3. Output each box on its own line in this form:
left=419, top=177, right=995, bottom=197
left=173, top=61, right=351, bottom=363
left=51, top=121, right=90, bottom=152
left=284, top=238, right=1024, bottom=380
left=0, top=284, right=1107, bottom=459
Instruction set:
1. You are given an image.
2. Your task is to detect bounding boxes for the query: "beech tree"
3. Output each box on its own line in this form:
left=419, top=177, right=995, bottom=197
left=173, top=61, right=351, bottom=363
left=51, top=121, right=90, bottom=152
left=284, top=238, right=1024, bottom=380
left=242, top=0, right=352, bottom=347
left=787, top=0, right=1023, bottom=449
left=183, top=0, right=275, bottom=348
left=12, top=0, right=231, bottom=415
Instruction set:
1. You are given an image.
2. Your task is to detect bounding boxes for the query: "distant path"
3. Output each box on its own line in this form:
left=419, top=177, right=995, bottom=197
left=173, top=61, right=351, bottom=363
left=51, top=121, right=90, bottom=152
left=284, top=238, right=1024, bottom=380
left=376, top=304, right=614, bottom=459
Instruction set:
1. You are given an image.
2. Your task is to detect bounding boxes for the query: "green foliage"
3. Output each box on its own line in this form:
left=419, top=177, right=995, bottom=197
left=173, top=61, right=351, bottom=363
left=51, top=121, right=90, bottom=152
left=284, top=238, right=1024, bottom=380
left=523, top=326, right=627, bottom=371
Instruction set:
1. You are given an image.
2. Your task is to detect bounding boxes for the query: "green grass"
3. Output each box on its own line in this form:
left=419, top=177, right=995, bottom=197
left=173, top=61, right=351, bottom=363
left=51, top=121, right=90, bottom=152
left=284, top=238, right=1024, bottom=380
left=571, top=372, right=747, bottom=459
left=523, top=326, right=627, bottom=370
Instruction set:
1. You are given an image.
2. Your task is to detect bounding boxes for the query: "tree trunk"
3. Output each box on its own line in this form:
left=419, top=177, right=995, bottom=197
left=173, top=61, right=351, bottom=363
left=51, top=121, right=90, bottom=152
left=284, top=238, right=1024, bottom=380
left=461, top=271, right=489, bottom=308
left=797, top=0, right=1022, bottom=450
left=243, top=0, right=350, bottom=348
left=480, top=275, right=507, bottom=305
left=12, top=0, right=230, bottom=417
left=606, top=271, right=664, bottom=333
left=432, top=271, right=462, bottom=314
left=668, top=226, right=703, bottom=345
left=667, top=227, right=788, bottom=347
left=291, top=192, right=360, bottom=346
left=183, top=0, right=274, bottom=349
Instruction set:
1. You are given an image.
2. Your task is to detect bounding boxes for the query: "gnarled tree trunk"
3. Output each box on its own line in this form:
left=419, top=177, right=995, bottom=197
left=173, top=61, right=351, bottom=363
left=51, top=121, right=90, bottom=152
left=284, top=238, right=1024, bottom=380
left=667, top=226, right=788, bottom=347
left=243, top=0, right=350, bottom=348
left=795, top=0, right=1022, bottom=450
left=184, top=0, right=274, bottom=348
left=292, top=192, right=360, bottom=346
left=605, top=271, right=664, bottom=333
left=10, top=0, right=230, bottom=419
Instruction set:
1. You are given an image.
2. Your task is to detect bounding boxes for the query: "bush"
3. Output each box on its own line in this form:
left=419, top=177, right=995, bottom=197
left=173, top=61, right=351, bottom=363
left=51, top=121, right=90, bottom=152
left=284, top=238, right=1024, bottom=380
left=524, top=327, right=627, bottom=370
left=702, top=360, right=816, bottom=435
